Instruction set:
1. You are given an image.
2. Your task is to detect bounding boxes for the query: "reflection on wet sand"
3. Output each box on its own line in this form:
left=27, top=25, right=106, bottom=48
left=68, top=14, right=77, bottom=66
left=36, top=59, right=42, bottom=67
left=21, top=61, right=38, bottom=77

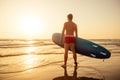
left=53, top=66, right=104, bottom=80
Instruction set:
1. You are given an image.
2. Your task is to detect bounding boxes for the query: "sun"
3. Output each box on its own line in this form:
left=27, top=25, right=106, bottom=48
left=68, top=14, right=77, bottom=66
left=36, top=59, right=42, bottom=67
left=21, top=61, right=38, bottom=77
left=20, top=15, right=45, bottom=36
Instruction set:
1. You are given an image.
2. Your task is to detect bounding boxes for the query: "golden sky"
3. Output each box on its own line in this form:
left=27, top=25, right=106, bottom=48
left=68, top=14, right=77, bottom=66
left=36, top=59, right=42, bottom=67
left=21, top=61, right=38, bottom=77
left=0, top=0, right=120, bottom=39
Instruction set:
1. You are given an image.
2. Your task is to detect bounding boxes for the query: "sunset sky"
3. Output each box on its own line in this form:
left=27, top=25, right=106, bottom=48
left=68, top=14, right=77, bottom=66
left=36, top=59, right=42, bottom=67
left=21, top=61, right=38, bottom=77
left=0, top=0, right=120, bottom=39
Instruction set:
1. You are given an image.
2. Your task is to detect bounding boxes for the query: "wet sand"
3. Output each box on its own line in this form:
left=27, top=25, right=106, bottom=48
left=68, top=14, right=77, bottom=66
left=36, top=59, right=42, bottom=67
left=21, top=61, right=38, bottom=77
left=0, top=53, right=120, bottom=80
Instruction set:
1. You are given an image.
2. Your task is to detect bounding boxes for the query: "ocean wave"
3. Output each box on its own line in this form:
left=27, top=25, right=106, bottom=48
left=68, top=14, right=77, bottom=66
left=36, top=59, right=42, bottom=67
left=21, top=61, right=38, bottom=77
left=0, top=53, right=64, bottom=57
left=0, top=39, right=54, bottom=48
left=0, top=39, right=120, bottom=48
left=0, top=64, right=8, bottom=67
left=90, top=39, right=120, bottom=46
left=0, top=43, right=54, bottom=48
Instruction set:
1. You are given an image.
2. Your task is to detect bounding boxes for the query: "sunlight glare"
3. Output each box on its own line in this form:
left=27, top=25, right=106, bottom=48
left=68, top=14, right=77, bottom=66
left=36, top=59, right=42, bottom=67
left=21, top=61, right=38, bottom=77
left=20, top=15, right=45, bottom=36
left=25, top=47, right=37, bottom=54
left=23, top=55, right=37, bottom=68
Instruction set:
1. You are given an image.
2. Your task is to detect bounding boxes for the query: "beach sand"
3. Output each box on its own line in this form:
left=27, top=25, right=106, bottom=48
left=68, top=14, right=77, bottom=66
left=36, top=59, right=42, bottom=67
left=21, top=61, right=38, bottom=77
left=0, top=53, right=120, bottom=80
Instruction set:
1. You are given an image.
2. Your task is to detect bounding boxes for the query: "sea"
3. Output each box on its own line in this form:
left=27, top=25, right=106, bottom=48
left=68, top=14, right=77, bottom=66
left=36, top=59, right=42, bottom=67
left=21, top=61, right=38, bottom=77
left=0, top=39, right=120, bottom=80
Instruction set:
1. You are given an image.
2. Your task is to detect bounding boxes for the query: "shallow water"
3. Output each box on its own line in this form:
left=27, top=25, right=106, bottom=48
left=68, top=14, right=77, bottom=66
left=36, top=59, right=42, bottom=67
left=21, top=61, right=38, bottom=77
left=0, top=39, right=120, bottom=80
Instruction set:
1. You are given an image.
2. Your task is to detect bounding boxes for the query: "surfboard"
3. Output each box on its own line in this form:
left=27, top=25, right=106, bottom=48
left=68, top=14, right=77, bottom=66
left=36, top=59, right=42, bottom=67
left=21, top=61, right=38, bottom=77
left=52, top=33, right=111, bottom=59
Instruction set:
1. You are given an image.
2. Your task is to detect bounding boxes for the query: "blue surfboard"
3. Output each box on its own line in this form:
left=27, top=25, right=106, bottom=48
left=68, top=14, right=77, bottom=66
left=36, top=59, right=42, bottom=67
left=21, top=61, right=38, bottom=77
left=52, top=33, right=111, bottom=59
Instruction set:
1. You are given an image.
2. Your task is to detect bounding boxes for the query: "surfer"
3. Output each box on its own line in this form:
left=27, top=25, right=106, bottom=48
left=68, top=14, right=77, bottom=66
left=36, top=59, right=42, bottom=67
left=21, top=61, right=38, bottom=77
left=60, top=14, right=78, bottom=68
